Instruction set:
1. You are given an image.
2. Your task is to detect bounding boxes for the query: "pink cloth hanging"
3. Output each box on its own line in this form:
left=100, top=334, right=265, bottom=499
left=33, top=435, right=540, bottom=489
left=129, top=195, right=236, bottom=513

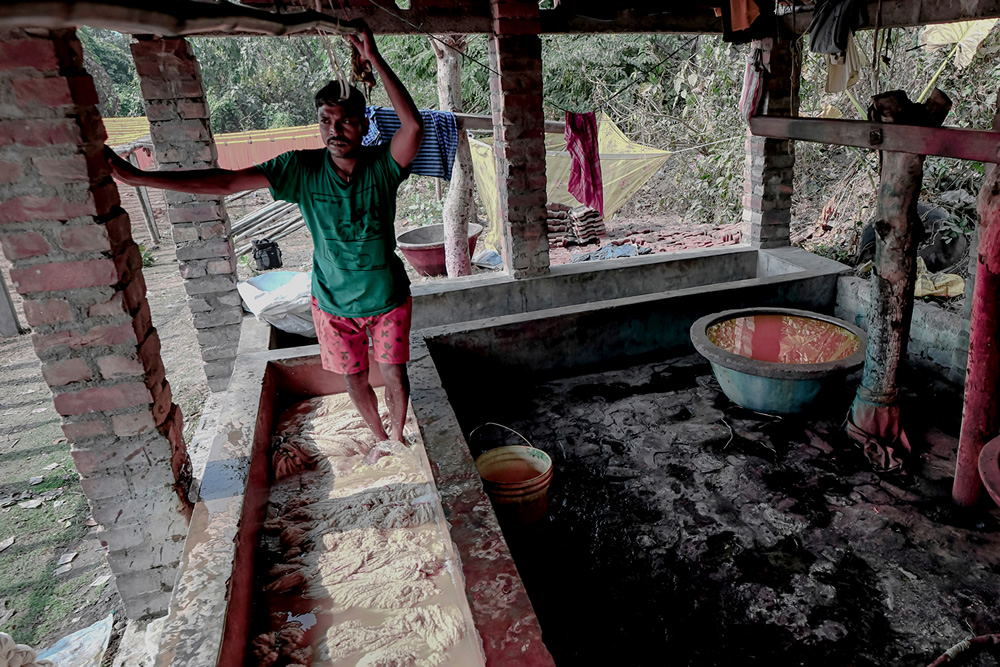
left=565, top=111, right=604, bottom=215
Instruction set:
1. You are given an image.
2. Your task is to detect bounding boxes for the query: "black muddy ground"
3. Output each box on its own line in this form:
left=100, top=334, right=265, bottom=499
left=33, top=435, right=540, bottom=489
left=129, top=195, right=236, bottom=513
left=455, top=355, right=1000, bottom=667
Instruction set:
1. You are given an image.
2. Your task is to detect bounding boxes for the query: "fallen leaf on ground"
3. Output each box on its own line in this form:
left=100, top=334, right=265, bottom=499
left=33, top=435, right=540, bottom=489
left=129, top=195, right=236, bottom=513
left=53, top=564, right=72, bottom=576
left=29, top=476, right=43, bottom=485
left=84, top=518, right=98, bottom=527
left=31, top=408, right=47, bottom=414
left=0, top=499, right=15, bottom=508
left=62, top=520, right=71, bottom=528
left=58, top=552, right=77, bottom=565
left=90, top=574, right=111, bottom=588
left=40, top=488, right=63, bottom=501
left=51, top=437, right=66, bottom=445
left=0, top=536, right=13, bottom=552
left=53, top=499, right=65, bottom=508
left=18, top=499, right=42, bottom=509
left=43, top=462, right=59, bottom=470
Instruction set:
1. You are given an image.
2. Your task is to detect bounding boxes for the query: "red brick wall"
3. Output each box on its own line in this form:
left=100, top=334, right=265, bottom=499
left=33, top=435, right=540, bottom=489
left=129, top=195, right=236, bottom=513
left=130, top=37, right=242, bottom=392
left=489, top=0, right=550, bottom=278
left=0, top=28, right=190, bottom=620
left=742, top=37, right=799, bottom=248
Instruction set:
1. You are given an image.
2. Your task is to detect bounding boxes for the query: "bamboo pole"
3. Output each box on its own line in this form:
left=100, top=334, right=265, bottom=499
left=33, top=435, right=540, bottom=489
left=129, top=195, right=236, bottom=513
left=127, top=152, right=160, bottom=248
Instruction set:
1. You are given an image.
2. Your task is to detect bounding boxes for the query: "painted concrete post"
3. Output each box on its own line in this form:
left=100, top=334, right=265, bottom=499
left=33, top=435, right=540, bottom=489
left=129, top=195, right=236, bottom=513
left=488, top=0, right=550, bottom=278
left=0, top=28, right=191, bottom=619
left=953, top=148, right=1000, bottom=506
left=130, top=36, right=242, bottom=392
left=742, top=36, right=800, bottom=248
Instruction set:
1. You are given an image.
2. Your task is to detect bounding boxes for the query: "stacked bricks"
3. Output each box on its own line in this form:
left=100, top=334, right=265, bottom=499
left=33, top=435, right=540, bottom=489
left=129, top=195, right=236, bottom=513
left=488, top=0, right=550, bottom=278
left=0, top=28, right=191, bottom=619
left=742, top=36, right=800, bottom=249
left=130, top=36, right=241, bottom=392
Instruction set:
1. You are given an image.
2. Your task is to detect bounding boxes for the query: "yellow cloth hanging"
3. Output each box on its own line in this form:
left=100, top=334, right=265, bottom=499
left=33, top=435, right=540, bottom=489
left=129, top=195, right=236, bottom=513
left=470, top=114, right=671, bottom=252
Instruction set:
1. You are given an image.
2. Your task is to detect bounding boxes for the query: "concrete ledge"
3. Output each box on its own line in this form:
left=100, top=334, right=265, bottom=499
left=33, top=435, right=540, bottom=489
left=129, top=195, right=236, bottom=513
left=835, top=276, right=965, bottom=376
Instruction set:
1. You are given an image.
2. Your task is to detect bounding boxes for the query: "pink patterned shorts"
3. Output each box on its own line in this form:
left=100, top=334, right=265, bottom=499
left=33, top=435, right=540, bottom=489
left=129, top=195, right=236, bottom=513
left=311, top=296, right=412, bottom=375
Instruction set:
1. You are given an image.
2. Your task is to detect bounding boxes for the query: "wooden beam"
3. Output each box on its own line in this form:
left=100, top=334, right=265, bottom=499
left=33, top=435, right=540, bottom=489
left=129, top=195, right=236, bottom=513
left=455, top=112, right=565, bottom=134
left=0, top=0, right=358, bottom=37
left=781, top=0, right=1000, bottom=33
left=0, top=270, right=22, bottom=338
left=751, top=115, right=1000, bottom=163
left=127, top=152, right=160, bottom=248
left=540, top=8, right=723, bottom=34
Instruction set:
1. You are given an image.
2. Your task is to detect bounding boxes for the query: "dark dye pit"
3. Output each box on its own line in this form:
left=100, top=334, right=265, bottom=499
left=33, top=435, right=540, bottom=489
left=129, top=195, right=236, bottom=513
left=707, top=314, right=861, bottom=364
left=459, top=355, right=1000, bottom=667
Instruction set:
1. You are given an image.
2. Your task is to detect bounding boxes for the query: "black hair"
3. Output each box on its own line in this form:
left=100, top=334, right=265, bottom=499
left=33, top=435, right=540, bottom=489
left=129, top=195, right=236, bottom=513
left=314, top=81, right=366, bottom=117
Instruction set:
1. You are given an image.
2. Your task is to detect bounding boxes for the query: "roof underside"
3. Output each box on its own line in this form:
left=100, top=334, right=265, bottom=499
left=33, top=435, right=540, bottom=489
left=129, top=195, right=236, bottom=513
left=1, top=0, right=999, bottom=38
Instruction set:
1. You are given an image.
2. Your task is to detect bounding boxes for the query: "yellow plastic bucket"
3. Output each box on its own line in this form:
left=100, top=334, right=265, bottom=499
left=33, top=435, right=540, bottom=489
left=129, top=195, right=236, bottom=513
left=472, top=423, right=553, bottom=523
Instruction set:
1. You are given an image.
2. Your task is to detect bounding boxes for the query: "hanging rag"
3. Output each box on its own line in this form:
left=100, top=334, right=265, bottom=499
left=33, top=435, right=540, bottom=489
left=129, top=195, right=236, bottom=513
left=565, top=111, right=604, bottom=215
left=808, top=0, right=868, bottom=54
left=739, top=39, right=770, bottom=125
left=729, top=0, right=761, bottom=32
left=363, top=106, right=459, bottom=180
left=824, top=31, right=862, bottom=93
left=721, top=0, right=775, bottom=44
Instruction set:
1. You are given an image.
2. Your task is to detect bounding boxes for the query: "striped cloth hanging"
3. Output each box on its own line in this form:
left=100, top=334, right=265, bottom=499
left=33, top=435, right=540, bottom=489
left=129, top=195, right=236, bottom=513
left=363, top=106, right=459, bottom=181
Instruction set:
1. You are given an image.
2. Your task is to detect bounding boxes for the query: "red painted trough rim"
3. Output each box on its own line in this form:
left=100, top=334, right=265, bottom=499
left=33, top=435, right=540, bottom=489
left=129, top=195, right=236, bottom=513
left=978, top=435, right=1000, bottom=508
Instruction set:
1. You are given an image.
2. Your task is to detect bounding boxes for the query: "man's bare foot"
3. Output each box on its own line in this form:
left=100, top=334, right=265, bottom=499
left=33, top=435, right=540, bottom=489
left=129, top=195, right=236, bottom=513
left=362, top=440, right=398, bottom=465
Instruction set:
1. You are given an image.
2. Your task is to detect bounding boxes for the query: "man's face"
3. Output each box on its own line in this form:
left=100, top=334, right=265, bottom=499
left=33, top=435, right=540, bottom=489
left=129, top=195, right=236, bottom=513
left=318, top=104, right=368, bottom=159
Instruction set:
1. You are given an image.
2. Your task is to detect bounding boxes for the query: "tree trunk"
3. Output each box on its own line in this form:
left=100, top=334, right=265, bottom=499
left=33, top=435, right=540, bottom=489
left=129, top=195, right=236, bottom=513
left=431, top=35, right=474, bottom=277
left=953, top=98, right=1000, bottom=506
left=847, top=89, right=951, bottom=472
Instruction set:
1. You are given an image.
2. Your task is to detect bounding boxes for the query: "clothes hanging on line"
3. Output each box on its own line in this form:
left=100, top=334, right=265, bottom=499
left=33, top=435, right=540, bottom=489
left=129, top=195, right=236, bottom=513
left=824, top=32, right=862, bottom=93
left=363, top=107, right=459, bottom=180
left=739, top=38, right=771, bottom=125
left=807, top=0, right=868, bottom=54
left=721, top=0, right=775, bottom=45
left=564, top=111, right=604, bottom=216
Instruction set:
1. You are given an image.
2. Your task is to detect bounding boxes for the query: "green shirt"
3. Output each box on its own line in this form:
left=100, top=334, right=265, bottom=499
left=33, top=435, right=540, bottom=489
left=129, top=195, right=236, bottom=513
left=258, top=145, right=411, bottom=318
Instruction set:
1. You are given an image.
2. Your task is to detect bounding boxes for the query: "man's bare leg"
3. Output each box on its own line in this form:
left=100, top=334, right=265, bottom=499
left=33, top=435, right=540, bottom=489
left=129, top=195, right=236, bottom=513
left=379, top=362, right=410, bottom=443
left=344, top=367, right=389, bottom=443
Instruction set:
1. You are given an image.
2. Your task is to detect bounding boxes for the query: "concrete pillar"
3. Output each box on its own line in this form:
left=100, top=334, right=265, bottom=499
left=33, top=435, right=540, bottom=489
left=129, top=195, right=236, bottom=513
left=0, top=28, right=191, bottom=619
left=742, top=35, right=800, bottom=248
left=130, top=37, right=241, bottom=392
left=488, top=0, right=550, bottom=278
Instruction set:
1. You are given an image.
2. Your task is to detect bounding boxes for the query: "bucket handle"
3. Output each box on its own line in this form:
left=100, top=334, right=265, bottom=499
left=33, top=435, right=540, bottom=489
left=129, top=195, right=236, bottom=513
left=469, top=422, right=536, bottom=450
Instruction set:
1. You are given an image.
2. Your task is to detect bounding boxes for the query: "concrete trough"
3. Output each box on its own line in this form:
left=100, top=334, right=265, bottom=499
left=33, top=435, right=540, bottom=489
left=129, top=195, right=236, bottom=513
left=154, top=245, right=848, bottom=665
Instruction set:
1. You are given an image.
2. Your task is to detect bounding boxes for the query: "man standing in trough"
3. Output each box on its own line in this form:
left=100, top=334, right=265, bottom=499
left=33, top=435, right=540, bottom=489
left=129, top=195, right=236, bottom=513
left=107, top=24, right=423, bottom=457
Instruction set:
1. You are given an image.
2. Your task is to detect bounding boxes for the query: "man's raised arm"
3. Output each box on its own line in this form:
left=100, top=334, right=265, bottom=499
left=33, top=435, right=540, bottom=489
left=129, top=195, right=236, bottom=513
left=105, top=147, right=270, bottom=195
left=348, top=24, right=424, bottom=169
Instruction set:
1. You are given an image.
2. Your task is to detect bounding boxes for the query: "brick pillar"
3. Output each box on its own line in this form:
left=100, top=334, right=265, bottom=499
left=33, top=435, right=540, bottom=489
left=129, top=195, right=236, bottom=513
left=0, top=28, right=191, bottom=619
left=488, top=0, right=549, bottom=278
left=742, top=36, right=800, bottom=248
left=130, top=37, right=241, bottom=392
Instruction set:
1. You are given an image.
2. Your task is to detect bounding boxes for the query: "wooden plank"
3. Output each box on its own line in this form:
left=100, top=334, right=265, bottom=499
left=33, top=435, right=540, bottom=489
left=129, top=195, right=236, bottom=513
left=127, top=152, right=160, bottom=248
left=455, top=112, right=565, bottom=134
left=0, top=270, right=22, bottom=338
left=783, top=0, right=1000, bottom=33
left=540, top=8, right=723, bottom=34
left=751, top=115, right=1000, bottom=163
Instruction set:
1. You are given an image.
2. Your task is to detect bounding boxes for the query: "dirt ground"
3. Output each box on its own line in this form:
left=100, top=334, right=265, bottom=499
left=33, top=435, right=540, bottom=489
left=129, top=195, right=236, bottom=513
left=0, top=177, right=741, bottom=655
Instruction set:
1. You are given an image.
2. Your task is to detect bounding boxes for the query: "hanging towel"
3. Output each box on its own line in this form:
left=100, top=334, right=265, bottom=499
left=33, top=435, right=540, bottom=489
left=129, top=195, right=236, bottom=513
left=565, top=111, right=604, bottom=216
left=729, top=0, right=761, bottom=32
left=363, top=107, right=459, bottom=180
left=824, top=32, right=862, bottom=93
left=739, top=39, right=770, bottom=125
left=722, top=0, right=775, bottom=44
